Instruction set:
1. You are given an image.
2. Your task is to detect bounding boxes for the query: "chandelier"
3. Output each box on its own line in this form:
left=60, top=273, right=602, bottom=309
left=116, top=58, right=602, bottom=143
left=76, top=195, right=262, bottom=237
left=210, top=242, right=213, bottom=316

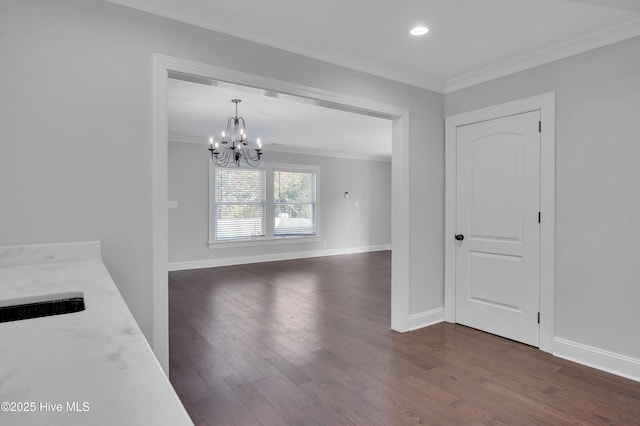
left=209, top=99, right=263, bottom=167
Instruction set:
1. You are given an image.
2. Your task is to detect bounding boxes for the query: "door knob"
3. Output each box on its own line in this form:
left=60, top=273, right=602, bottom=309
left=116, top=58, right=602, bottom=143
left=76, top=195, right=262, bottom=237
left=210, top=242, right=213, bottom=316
left=455, top=234, right=464, bottom=241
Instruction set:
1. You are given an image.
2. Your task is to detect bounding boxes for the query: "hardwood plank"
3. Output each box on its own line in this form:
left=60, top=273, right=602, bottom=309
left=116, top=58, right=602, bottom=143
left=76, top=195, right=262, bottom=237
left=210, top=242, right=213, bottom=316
left=194, top=396, right=235, bottom=426
left=248, top=403, right=288, bottom=426
left=251, top=378, right=308, bottom=424
left=223, top=373, right=269, bottom=409
left=169, top=251, right=640, bottom=425
left=197, top=367, right=262, bottom=425
left=265, top=355, right=311, bottom=386
left=299, top=362, right=376, bottom=417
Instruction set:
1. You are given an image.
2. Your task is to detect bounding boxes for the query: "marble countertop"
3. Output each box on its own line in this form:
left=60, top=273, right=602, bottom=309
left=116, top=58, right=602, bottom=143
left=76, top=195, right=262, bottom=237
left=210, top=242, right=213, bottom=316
left=0, top=242, right=193, bottom=426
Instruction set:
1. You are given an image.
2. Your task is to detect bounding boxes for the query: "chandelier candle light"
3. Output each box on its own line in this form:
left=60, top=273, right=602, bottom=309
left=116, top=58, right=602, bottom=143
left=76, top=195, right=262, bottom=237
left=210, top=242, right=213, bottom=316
left=209, top=99, right=263, bottom=167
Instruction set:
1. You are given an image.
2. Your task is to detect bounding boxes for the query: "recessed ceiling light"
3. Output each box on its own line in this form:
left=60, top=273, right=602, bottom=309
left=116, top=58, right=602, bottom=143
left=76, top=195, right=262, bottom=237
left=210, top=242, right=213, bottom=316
left=410, top=26, right=429, bottom=36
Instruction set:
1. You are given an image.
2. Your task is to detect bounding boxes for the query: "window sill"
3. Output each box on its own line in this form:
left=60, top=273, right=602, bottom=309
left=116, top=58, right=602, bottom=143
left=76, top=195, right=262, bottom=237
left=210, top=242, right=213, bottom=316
left=208, top=235, right=320, bottom=249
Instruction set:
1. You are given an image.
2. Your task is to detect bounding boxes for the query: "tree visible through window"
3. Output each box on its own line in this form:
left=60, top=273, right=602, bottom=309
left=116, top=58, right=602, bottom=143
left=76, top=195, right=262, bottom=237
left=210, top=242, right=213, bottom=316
left=211, top=165, right=317, bottom=242
left=274, top=170, right=316, bottom=236
left=214, top=168, right=265, bottom=240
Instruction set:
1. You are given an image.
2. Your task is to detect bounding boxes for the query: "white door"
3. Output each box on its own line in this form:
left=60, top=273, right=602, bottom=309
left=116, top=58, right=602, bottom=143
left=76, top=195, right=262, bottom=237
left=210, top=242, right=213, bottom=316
left=455, top=111, right=541, bottom=347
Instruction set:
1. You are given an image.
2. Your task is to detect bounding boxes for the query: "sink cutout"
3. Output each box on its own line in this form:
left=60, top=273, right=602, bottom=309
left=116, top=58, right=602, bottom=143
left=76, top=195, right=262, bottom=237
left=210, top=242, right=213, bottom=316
left=0, top=291, right=85, bottom=323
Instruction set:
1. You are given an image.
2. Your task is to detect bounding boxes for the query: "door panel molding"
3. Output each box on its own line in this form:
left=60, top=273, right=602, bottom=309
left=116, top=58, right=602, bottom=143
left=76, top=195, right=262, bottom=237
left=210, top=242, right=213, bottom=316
left=445, top=92, right=555, bottom=353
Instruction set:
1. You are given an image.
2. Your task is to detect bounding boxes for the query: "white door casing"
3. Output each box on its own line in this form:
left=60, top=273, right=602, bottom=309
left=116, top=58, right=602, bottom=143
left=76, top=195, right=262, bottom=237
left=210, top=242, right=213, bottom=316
left=445, top=92, right=555, bottom=354
left=455, top=111, right=541, bottom=346
left=153, top=54, right=411, bottom=374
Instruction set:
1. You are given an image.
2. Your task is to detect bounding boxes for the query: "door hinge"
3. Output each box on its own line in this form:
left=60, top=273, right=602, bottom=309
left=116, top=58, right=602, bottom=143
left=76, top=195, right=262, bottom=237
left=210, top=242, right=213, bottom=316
left=538, top=211, right=541, bottom=223
left=538, top=312, right=540, bottom=324
left=539, top=121, right=542, bottom=133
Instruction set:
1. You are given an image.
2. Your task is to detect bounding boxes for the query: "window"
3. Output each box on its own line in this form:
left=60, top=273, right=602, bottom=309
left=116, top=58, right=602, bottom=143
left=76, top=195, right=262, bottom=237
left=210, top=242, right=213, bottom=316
left=274, top=170, right=316, bottom=236
left=210, top=164, right=318, bottom=244
left=214, top=168, right=265, bottom=240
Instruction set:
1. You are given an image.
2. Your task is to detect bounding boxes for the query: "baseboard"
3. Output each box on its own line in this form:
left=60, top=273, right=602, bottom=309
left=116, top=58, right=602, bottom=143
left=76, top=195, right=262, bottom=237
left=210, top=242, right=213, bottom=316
left=408, top=307, right=445, bottom=331
left=554, top=337, right=640, bottom=382
left=168, top=244, right=391, bottom=271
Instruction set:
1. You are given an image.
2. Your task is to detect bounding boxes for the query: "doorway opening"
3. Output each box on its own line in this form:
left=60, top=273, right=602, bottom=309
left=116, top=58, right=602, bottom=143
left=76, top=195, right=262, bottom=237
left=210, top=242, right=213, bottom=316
left=153, top=54, right=411, bottom=373
left=166, top=74, right=392, bottom=267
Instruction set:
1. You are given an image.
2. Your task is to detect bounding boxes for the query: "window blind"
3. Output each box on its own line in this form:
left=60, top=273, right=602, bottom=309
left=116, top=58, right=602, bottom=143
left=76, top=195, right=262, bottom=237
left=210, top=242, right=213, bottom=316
left=214, top=168, right=266, bottom=240
left=274, top=170, right=316, bottom=236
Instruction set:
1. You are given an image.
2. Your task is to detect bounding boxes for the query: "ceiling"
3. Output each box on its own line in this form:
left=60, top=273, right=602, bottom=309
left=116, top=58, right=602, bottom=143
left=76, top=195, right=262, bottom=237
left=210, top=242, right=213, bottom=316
left=125, top=0, right=639, bottom=158
left=109, top=0, right=640, bottom=92
left=167, top=77, right=393, bottom=160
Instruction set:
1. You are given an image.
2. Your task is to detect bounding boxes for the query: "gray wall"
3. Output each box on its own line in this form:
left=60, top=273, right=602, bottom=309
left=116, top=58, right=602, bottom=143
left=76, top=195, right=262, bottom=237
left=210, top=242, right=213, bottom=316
left=0, top=0, right=444, bottom=343
left=168, top=143, right=391, bottom=263
left=446, top=36, right=640, bottom=359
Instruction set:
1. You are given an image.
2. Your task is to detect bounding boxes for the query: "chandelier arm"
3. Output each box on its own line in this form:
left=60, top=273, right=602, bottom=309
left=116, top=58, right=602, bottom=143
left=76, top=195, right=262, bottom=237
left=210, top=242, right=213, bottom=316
left=239, top=117, right=247, bottom=143
left=211, top=99, right=263, bottom=168
left=243, top=148, right=263, bottom=167
left=243, top=154, right=260, bottom=167
left=226, top=117, right=234, bottom=141
left=210, top=143, right=236, bottom=167
left=211, top=151, right=227, bottom=167
left=243, top=149, right=260, bottom=161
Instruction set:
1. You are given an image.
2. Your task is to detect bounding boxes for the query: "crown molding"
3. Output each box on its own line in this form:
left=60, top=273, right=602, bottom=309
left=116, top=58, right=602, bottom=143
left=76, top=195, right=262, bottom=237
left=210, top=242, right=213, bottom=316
left=561, top=0, right=640, bottom=13
left=168, top=134, right=391, bottom=162
left=267, top=145, right=390, bottom=163
left=445, top=17, right=640, bottom=94
left=168, top=134, right=206, bottom=145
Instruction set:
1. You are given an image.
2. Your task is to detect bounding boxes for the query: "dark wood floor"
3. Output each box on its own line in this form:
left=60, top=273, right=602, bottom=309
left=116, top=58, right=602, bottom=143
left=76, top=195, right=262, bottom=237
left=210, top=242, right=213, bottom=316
left=169, top=251, right=640, bottom=425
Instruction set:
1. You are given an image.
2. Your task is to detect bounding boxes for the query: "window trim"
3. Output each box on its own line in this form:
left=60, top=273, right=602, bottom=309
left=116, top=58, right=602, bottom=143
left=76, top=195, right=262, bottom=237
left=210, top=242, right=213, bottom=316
left=210, top=165, right=267, bottom=242
left=273, top=168, right=317, bottom=237
left=208, top=161, right=320, bottom=248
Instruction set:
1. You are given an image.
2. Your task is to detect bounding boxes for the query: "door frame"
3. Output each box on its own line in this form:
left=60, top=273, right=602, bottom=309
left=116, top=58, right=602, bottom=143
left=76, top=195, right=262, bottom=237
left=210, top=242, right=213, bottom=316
left=444, top=92, right=555, bottom=353
left=152, top=54, right=410, bottom=374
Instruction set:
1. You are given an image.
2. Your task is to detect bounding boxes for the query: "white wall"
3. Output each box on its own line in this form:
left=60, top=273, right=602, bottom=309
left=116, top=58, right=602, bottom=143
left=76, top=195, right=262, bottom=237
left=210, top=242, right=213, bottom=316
left=0, top=0, right=444, bottom=345
left=445, top=36, right=640, bottom=360
left=168, top=143, right=391, bottom=264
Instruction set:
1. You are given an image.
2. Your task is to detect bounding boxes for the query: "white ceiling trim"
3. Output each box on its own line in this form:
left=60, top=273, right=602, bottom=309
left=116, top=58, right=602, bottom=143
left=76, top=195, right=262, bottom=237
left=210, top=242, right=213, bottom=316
left=165, top=60, right=406, bottom=120
left=445, top=17, right=640, bottom=93
left=169, top=134, right=391, bottom=163
left=169, top=134, right=206, bottom=145
left=266, top=145, right=391, bottom=163
left=562, top=0, right=640, bottom=13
